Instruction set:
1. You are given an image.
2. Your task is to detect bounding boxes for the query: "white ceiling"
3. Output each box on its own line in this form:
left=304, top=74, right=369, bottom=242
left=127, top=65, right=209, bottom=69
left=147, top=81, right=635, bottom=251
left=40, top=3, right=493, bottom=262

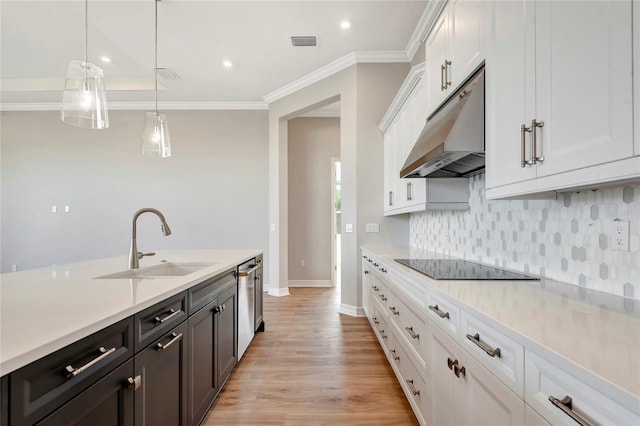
left=0, top=0, right=428, bottom=108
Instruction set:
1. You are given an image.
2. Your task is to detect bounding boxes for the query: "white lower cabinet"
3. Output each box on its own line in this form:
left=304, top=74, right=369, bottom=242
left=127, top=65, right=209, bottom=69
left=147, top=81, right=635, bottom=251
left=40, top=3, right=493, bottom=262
left=525, top=349, right=640, bottom=426
left=525, top=404, right=550, bottom=426
left=430, top=323, right=525, bottom=426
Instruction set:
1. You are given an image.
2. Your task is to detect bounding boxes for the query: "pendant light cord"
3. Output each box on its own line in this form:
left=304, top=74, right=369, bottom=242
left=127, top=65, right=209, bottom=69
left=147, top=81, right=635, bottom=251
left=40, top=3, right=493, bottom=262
left=154, top=0, right=158, bottom=114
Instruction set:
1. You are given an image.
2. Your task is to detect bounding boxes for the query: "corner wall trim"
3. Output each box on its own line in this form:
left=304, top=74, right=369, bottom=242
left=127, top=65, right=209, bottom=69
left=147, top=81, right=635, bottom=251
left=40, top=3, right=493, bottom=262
left=288, top=280, right=333, bottom=288
left=267, top=286, right=290, bottom=297
left=338, top=304, right=365, bottom=317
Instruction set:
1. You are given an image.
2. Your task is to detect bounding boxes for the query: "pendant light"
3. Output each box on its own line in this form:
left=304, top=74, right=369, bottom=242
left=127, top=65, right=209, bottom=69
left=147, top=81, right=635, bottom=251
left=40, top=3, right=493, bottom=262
left=141, top=0, right=172, bottom=158
left=61, top=0, right=109, bottom=129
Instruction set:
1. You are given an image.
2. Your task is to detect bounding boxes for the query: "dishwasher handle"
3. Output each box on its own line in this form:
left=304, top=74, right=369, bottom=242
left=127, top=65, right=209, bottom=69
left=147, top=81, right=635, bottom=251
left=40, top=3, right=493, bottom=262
left=238, top=264, right=260, bottom=277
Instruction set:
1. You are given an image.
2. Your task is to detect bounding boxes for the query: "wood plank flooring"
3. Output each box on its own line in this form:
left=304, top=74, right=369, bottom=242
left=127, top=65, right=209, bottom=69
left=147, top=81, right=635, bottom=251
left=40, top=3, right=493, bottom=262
left=204, top=286, right=419, bottom=425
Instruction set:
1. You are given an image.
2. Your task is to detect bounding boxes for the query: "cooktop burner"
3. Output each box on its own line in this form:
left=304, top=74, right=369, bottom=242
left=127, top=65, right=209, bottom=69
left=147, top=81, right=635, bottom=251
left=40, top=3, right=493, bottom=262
left=395, top=259, right=539, bottom=281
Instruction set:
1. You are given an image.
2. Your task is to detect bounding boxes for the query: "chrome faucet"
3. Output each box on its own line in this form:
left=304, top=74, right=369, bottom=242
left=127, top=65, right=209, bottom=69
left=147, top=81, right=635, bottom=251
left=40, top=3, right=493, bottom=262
left=129, top=208, right=172, bottom=269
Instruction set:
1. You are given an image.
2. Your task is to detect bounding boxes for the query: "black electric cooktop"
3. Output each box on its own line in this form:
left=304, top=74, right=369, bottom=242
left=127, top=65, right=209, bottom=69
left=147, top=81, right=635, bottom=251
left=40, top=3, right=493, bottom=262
left=395, top=259, right=539, bottom=281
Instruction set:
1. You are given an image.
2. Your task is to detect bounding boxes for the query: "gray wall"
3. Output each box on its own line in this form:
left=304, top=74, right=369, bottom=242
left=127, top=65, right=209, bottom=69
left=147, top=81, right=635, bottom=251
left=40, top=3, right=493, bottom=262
left=287, top=117, right=340, bottom=283
left=1, top=110, right=269, bottom=277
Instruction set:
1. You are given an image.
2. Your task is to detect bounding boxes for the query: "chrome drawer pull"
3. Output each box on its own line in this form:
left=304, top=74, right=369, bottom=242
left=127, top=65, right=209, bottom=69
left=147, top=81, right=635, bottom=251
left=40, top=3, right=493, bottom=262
left=379, top=294, right=387, bottom=301
left=447, top=357, right=457, bottom=370
left=406, top=379, right=420, bottom=396
left=372, top=317, right=380, bottom=325
left=454, top=364, right=466, bottom=378
left=153, top=308, right=181, bottom=325
left=372, top=285, right=379, bottom=292
left=466, top=333, right=501, bottom=358
left=156, top=332, right=183, bottom=351
left=379, top=330, right=387, bottom=339
left=65, top=346, right=117, bottom=378
left=126, top=375, right=142, bottom=390
left=389, top=306, right=400, bottom=316
left=428, top=304, right=450, bottom=319
left=549, top=395, right=592, bottom=426
left=405, top=326, right=419, bottom=340
left=390, top=349, right=400, bottom=361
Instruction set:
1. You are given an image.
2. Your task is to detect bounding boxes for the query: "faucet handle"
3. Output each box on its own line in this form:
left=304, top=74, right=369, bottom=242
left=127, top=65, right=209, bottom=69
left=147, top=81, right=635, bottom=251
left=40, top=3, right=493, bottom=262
left=137, top=251, right=156, bottom=260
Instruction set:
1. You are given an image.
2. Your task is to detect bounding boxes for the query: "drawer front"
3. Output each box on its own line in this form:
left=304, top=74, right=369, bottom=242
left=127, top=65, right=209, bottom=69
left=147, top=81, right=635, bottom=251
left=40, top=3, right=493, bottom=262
left=525, top=349, right=640, bottom=426
left=134, top=291, right=187, bottom=352
left=371, top=303, right=391, bottom=349
left=426, top=290, right=460, bottom=338
left=525, top=404, right=550, bottom=426
left=390, top=337, right=429, bottom=425
left=371, top=274, right=390, bottom=311
left=387, top=289, right=428, bottom=370
left=10, top=317, right=134, bottom=426
left=460, top=310, right=524, bottom=398
left=188, top=268, right=236, bottom=314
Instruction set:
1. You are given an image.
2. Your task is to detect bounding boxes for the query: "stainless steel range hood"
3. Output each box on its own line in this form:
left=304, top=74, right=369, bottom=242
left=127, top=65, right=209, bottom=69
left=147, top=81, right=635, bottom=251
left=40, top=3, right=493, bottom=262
left=401, top=67, right=485, bottom=179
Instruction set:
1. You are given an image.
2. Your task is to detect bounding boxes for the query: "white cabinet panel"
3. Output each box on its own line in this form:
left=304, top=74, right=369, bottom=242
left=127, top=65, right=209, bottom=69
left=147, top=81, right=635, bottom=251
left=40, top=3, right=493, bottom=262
left=525, top=404, right=550, bottom=426
left=449, top=0, right=487, bottom=85
left=525, top=349, right=640, bottom=426
left=425, top=10, right=450, bottom=113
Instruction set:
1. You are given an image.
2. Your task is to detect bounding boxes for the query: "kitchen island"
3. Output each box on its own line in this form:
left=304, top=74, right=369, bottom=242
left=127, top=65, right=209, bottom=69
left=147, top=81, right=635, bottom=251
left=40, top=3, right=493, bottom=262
left=0, top=249, right=262, bottom=425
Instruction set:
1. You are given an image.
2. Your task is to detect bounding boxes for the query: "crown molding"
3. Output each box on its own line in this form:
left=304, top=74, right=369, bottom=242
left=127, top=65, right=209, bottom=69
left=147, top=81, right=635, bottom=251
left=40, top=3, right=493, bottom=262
left=263, top=50, right=409, bottom=104
left=405, top=0, right=448, bottom=61
left=378, top=62, right=426, bottom=132
left=0, top=101, right=268, bottom=112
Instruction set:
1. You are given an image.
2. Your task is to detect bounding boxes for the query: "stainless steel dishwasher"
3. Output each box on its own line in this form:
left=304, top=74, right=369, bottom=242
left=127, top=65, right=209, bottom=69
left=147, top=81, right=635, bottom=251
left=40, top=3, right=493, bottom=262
left=237, top=258, right=259, bottom=360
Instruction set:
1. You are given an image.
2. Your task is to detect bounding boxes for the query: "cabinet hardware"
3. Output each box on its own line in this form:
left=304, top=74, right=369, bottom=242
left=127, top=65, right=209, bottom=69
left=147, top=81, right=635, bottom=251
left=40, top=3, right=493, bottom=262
left=549, top=395, right=592, bottom=426
left=390, top=349, right=400, bottom=361
left=407, top=182, right=413, bottom=201
left=444, top=60, right=452, bottom=89
left=156, top=332, right=183, bottom=351
left=368, top=258, right=373, bottom=263
left=454, top=364, right=466, bottom=378
left=373, top=317, right=380, bottom=325
left=521, top=123, right=532, bottom=167
left=531, top=119, right=545, bottom=165
left=389, top=306, right=400, bottom=316
left=373, top=263, right=379, bottom=267
left=379, top=330, right=387, bottom=339
left=364, top=270, right=369, bottom=275
left=380, top=268, right=387, bottom=273
left=441, top=63, right=447, bottom=91
left=126, top=375, right=142, bottom=390
left=447, top=357, right=457, bottom=370
left=466, top=333, right=501, bottom=358
left=372, top=285, right=379, bottom=292
left=405, top=326, right=419, bottom=340
left=389, top=190, right=394, bottom=206
left=214, top=304, right=226, bottom=314
left=363, top=256, right=368, bottom=260
left=64, top=346, right=117, bottom=378
left=428, top=304, right=450, bottom=319
left=406, top=379, right=420, bottom=396
left=379, top=294, right=387, bottom=301
left=153, top=308, right=181, bottom=325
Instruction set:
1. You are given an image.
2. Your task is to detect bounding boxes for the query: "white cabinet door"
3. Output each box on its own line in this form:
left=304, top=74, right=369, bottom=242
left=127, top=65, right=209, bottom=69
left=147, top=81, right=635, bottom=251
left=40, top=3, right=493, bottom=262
left=635, top=0, right=640, bottom=156
left=534, top=0, right=633, bottom=177
left=429, top=319, right=458, bottom=426
left=449, top=0, right=487, bottom=85
left=383, top=126, right=397, bottom=214
left=425, top=9, right=450, bottom=113
left=485, top=0, right=536, bottom=189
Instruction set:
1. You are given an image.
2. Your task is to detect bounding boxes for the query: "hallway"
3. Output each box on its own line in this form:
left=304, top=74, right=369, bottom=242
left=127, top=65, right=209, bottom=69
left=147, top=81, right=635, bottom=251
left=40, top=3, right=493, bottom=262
left=204, top=286, right=418, bottom=425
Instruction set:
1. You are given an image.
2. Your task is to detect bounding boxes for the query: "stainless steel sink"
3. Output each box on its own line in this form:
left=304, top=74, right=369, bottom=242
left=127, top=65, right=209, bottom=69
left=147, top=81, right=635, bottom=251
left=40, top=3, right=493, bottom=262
left=96, top=262, right=215, bottom=279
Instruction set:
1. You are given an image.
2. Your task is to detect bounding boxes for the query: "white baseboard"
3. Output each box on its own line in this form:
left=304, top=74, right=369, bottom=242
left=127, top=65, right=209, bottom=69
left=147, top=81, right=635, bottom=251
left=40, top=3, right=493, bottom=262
left=338, top=303, right=366, bottom=317
left=267, top=286, right=290, bottom=297
left=288, top=280, right=333, bottom=287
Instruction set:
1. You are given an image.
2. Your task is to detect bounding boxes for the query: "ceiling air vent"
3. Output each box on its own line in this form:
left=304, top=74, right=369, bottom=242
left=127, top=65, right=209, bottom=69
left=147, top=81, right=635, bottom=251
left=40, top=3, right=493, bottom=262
left=291, top=35, right=317, bottom=47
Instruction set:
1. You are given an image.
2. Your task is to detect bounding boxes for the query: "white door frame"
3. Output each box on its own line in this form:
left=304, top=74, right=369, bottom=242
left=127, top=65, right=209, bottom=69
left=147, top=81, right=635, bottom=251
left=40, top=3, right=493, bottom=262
left=331, top=157, right=340, bottom=287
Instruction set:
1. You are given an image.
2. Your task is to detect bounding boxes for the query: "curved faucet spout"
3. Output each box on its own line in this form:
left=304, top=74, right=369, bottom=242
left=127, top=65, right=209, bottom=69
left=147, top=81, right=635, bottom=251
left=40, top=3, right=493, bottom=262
left=129, top=208, right=172, bottom=269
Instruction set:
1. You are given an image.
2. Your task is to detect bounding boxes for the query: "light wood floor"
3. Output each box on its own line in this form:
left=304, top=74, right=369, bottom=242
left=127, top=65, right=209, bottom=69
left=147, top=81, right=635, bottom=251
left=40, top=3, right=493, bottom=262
left=203, top=286, right=419, bottom=425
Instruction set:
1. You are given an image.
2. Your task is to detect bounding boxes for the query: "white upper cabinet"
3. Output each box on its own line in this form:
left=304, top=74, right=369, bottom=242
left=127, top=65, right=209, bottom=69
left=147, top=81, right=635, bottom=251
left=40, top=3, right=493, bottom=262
left=425, top=0, right=487, bottom=113
left=486, top=0, right=636, bottom=199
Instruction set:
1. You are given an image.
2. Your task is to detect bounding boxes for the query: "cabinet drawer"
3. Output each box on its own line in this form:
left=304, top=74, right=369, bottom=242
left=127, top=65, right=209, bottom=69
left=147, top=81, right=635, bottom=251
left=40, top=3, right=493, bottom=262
left=387, top=289, right=428, bottom=370
left=460, top=310, right=524, bottom=398
left=371, top=274, right=391, bottom=311
left=10, top=317, right=134, bottom=426
left=188, top=268, right=236, bottom=314
left=426, top=290, right=460, bottom=338
left=371, top=303, right=391, bottom=349
left=134, top=291, right=187, bottom=352
left=389, top=337, right=429, bottom=425
left=525, top=349, right=640, bottom=426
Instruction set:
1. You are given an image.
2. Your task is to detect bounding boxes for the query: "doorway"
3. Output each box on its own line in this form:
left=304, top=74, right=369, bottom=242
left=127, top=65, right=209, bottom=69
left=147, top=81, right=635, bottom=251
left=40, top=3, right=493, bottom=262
left=331, top=158, right=341, bottom=287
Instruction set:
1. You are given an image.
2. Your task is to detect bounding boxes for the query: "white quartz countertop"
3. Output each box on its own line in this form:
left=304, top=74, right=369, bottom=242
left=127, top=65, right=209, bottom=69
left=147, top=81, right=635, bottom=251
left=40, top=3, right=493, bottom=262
left=361, top=245, right=640, bottom=404
left=0, top=249, right=262, bottom=376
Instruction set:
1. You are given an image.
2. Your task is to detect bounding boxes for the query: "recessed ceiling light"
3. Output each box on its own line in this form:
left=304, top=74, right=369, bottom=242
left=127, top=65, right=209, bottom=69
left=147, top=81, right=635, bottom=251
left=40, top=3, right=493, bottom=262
left=100, top=56, right=111, bottom=63
left=222, top=60, right=233, bottom=69
left=340, top=20, right=351, bottom=30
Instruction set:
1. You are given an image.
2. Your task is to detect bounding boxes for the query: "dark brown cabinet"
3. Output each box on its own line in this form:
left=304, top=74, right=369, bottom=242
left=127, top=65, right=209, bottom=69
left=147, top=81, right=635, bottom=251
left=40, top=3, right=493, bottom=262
left=215, top=284, right=237, bottom=390
left=134, top=321, right=188, bottom=426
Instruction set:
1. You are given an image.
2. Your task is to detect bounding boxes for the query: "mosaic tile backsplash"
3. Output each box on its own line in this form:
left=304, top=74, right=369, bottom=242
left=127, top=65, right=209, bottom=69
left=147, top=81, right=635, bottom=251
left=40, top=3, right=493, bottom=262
left=410, top=174, right=640, bottom=299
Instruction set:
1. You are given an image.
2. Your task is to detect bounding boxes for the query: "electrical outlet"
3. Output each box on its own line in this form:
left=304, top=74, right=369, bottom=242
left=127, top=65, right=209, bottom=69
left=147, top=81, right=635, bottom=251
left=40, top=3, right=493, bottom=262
left=365, top=223, right=380, bottom=233
left=11, top=264, right=17, bottom=272
left=299, top=260, right=306, bottom=268
left=612, top=220, right=630, bottom=251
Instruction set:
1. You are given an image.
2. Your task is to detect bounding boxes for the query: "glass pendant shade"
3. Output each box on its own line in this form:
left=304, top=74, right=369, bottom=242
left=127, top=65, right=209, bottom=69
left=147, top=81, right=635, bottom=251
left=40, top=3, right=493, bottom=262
left=142, top=111, right=172, bottom=157
left=61, top=60, right=109, bottom=129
